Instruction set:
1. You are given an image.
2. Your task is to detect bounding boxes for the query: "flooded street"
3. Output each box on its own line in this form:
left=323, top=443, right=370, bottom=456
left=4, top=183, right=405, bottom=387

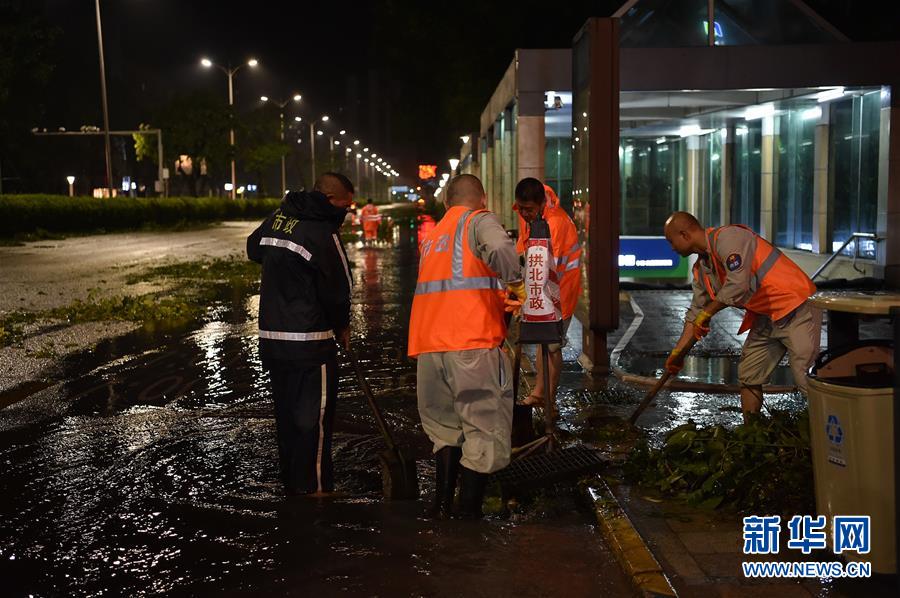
left=0, top=211, right=631, bottom=597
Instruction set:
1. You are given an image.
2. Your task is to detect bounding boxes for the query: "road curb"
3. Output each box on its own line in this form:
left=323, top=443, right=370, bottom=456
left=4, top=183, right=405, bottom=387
left=581, top=476, right=677, bottom=598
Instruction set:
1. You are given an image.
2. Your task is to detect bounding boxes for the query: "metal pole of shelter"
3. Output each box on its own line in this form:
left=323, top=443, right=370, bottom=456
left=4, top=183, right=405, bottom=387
left=707, top=0, right=715, bottom=47
left=577, top=17, right=620, bottom=375
left=94, top=0, right=113, bottom=198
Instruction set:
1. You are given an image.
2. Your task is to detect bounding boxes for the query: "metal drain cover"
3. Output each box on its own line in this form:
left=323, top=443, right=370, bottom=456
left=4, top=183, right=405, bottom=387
left=490, top=445, right=608, bottom=492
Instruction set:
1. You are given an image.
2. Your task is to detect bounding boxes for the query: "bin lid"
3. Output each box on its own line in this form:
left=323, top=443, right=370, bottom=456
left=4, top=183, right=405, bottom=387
left=809, top=291, right=900, bottom=315
left=809, top=340, right=894, bottom=388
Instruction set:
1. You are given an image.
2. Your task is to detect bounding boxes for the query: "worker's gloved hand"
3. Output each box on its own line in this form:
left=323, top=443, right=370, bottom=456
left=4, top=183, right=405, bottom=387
left=507, top=280, right=527, bottom=303
left=692, top=310, right=713, bottom=340
left=665, top=348, right=685, bottom=374
left=504, top=296, right=523, bottom=316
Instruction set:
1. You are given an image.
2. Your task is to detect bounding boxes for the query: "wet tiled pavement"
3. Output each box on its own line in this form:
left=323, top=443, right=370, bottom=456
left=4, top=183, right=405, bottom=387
left=546, top=287, right=898, bottom=597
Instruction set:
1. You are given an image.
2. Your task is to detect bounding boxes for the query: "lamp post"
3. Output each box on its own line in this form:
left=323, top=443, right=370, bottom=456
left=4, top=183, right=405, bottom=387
left=449, top=157, right=460, bottom=176
left=261, top=93, right=301, bottom=196
left=66, top=175, right=75, bottom=197
left=201, top=56, right=259, bottom=199
left=308, top=115, right=330, bottom=184
left=94, top=0, right=113, bottom=198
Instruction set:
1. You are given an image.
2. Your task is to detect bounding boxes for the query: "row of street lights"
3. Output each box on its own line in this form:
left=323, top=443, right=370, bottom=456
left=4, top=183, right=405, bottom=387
left=92, top=4, right=399, bottom=200
left=200, top=56, right=399, bottom=199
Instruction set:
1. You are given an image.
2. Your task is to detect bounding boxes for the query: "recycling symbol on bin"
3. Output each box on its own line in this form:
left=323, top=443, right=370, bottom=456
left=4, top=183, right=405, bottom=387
left=826, top=414, right=844, bottom=445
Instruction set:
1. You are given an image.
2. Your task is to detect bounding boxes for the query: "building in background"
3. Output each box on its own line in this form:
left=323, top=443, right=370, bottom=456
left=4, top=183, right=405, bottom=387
left=458, top=49, right=572, bottom=230
left=570, top=0, right=900, bottom=283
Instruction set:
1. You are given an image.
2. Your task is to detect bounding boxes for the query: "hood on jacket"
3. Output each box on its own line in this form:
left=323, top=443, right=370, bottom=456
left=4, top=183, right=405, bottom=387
left=282, top=190, right=347, bottom=227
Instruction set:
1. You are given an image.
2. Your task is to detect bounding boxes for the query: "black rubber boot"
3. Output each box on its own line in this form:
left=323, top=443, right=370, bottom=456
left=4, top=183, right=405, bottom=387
left=457, top=466, right=489, bottom=519
left=425, top=446, right=461, bottom=520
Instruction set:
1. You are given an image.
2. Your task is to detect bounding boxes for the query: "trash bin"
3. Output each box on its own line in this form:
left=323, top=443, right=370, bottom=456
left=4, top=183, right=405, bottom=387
left=807, top=340, right=895, bottom=574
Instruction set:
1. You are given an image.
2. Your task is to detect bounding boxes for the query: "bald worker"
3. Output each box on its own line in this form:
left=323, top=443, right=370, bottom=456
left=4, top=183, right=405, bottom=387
left=408, top=174, right=525, bottom=519
left=663, top=212, right=820, bottom=419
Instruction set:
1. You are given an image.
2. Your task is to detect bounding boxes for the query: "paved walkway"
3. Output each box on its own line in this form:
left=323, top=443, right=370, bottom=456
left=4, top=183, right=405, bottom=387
left=548, top=290, right=897, bottom=597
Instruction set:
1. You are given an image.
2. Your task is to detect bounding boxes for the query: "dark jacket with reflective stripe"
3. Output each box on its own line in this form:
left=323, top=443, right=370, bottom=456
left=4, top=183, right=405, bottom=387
left=247, top=190, right=352, bottom=365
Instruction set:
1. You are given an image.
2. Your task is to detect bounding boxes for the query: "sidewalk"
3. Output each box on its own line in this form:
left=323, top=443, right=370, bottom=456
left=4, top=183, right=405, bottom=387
left=542, top=290, right=897, bottom=597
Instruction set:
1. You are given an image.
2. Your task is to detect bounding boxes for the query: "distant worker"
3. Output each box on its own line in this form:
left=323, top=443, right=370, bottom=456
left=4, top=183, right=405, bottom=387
left=361, top=199, right=381, bottom=244
left=408, top=174, right=525, bottom=519
left=247, top=172, right=355, bottom=496
left=663, top=212, right=820, bottom=420
left=513, top=178, right=582, bottom=415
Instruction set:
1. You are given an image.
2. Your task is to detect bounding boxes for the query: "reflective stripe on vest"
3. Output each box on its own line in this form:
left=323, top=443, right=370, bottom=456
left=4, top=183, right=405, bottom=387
left=259, top=329, right=334, bottom=341
left=697, top=225, right=815, bottom=332
left=408, top=206, right=506, bottom=356
left=260, top=237, right=312, bottom=261
left=703, top=226, right=782, bottom=296
left=413, top=209, right=503, bottom=295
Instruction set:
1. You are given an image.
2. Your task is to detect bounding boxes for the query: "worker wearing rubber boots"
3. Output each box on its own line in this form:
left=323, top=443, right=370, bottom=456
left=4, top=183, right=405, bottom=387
left=663, top=212, right=820, bottom=421
left=360, top=199, right=380, bottom=244
left=408, top=174, right=524, bottom=519
left=513, top=178, right=582, bottom=416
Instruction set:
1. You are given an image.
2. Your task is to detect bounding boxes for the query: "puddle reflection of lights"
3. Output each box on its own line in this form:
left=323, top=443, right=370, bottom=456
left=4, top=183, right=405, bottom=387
left=193, top=321, right=229, bottom=393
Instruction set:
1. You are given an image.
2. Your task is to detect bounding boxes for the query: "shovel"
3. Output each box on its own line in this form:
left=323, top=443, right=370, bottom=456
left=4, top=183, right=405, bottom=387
left=628, top=337, right=698, bottom=425
left=349, top=349, right=419, bottom=500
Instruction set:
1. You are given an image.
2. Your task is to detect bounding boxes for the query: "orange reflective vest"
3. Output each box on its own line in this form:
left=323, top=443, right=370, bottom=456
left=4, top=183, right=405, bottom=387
left=694, top=225, right=817, bottom=334
left=361, top=204, right=380, bottom=223
left=516, top=185, right=582, bottom=319
left=408, top=206, right=507, bottom=357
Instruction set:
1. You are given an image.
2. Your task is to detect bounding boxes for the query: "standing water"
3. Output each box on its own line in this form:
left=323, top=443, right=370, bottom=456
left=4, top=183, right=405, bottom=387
left=0, top=207, right=631, bottom=596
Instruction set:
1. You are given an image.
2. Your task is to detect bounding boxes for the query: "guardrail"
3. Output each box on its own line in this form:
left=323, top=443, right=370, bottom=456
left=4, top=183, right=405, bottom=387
left=811, top=232, right=880, bottom=281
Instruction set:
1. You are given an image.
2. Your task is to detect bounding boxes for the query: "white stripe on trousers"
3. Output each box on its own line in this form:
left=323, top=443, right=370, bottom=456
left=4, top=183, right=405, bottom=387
left=316, top=362, right=327, bottom=492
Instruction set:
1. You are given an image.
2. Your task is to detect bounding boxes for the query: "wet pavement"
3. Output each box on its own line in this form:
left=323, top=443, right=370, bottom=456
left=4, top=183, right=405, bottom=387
left=0, top=211, right=632, bottom=597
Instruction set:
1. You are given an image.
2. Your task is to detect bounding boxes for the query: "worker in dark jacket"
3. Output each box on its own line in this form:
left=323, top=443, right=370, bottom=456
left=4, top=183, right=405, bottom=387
left=247, top=172, right=354, bottom=496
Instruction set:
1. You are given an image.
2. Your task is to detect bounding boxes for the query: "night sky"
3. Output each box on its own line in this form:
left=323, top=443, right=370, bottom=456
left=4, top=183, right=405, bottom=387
left=5, top=0, right=900, bottom=188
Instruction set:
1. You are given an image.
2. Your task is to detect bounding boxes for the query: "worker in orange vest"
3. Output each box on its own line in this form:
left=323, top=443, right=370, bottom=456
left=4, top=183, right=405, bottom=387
left=408, top=174, right=525, bottom=519
left=512, top=178, right=582, bottom=415
left=663, top=212, right=821, bottom=420
left=360, top=199, right=380, bottom=244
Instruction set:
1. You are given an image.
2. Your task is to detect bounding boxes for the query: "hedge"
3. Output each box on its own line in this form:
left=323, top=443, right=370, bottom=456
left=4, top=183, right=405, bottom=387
left=0, top=195, right=282, bottom=236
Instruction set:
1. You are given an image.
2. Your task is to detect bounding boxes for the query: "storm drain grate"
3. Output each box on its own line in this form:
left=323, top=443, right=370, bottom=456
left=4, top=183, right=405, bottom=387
left=490, top=445, right=608, bottom=492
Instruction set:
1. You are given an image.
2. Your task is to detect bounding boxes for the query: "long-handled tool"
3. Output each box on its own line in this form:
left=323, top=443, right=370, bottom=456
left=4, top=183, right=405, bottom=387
left=508, top=320, right=537, bottom=448
left=628, top=337, right=698, bottom=425
left=349, top=349, right=419, bottom=500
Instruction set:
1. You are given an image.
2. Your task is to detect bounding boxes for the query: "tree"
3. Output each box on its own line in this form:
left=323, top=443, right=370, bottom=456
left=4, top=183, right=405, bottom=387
left=0, top=2, right=59, bottom=192
left=238, top=103, right=289, bottom=196
left=152, top=92, right=231, bottom=196
left=132, top=123, right=158, bottom=165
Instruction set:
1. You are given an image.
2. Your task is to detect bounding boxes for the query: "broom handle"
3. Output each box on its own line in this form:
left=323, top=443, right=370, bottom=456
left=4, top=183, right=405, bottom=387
left=349, top=349, right=398, bottom=451
left=628, top=371, right=672, bottom=425
left=628, top=337, right=698, bottom=425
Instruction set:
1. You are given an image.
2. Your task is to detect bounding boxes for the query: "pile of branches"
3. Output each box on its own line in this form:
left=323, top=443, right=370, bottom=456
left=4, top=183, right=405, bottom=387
left=624, top=410, right=814, bottom=515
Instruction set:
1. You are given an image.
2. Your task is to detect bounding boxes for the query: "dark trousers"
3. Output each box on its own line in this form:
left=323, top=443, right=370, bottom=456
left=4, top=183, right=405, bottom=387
left=267, top=356, right=338, bottom=493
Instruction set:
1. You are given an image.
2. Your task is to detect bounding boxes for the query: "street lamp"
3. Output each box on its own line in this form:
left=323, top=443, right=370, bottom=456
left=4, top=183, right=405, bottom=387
left=308, top=115, right=330, bottom=182
left=449, top=158, right=460, bottom=174
left=94, top=0, right=113, bottom=198
left=201, top=56, right=259, bottom=198
left=66, top=175, right=75, bottom=197
left=261, top=93, right=302, bottom=195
